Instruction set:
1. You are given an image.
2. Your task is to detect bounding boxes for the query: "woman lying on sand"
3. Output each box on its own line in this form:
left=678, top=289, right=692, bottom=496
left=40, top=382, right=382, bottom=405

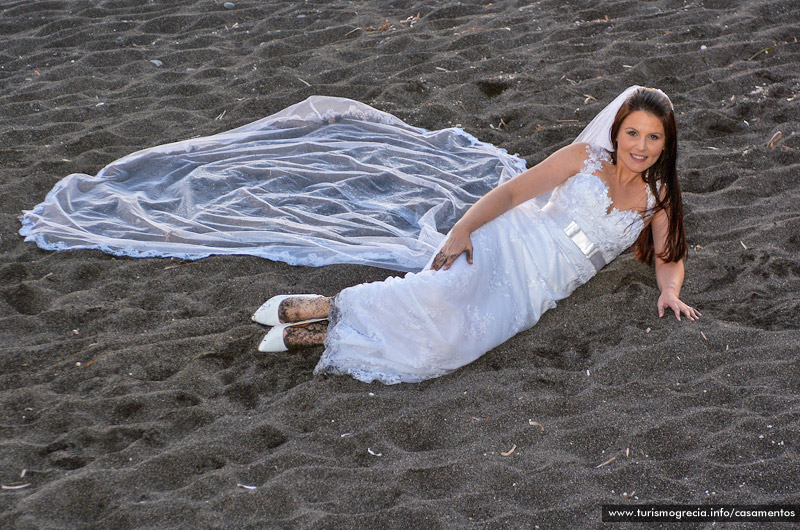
left=253, top=86, right=701, bottom=384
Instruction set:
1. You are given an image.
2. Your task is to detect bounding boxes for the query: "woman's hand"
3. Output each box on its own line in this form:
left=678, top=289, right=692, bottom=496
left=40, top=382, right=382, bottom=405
left=657, top=288, right=701, bottom=321
left=427, top=142, right=588, bottom=272
left=431, top=226, right=473, bottom=271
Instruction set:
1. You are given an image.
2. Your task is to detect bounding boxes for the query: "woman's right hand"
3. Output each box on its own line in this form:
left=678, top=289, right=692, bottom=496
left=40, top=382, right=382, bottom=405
left=431, top=226, right=473, bottom=271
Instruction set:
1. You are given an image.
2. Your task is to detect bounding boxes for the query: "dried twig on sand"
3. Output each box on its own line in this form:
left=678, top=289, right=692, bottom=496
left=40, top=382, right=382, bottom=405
left=528, top=420, right=545, bottom=432
left=596, top=456, right=616, bottom=468
left=500, top=444, right=516, bottom=456
left=2, top=483, right=31, bottom=490
left=767, top=131, right=782, bottom=149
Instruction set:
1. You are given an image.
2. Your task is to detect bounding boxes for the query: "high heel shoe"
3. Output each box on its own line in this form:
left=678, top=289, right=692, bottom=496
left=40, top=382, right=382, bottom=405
left=252, top=294, right=324, bottom=326
left=257, top=319, right=326, bottom=352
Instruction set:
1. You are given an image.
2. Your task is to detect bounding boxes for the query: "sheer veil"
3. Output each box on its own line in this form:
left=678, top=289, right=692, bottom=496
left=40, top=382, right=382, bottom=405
left=20, top=87, right=643, bottom=272
left=572, top=85, right=640, bottom=150
left=531, top=85, right=640, bottom=207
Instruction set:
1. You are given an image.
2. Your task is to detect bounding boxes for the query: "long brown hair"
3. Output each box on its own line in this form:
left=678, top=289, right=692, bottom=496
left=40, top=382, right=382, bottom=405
left=610, top=88, right=686, bottom=264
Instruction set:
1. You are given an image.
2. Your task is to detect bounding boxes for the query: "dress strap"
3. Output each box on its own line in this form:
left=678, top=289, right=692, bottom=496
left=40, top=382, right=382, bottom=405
left=542, top=201, right=607, bottom=273
left=581, top=143, right=612, bottom=176
left=645, top=180, right=661, bottom=211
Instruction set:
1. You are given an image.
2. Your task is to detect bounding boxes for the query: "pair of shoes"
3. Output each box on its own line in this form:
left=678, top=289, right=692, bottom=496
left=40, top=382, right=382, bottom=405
left=252, top=294, right=324, bottom=326
left=258, top=319, right=327, bottom=352
left=253, top=294, right=328, bottom=353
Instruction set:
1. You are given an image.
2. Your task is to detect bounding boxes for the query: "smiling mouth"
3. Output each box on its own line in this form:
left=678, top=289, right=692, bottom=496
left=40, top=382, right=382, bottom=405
left=630, top=153, right=648, bottom=162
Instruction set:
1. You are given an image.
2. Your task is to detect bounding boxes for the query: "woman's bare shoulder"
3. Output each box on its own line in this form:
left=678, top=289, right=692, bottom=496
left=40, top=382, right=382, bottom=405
left=547, top=142, right=593, bottom=171
left=533, top=142, right=595, bottom=183
left=568, top=141, right=593, bottom=157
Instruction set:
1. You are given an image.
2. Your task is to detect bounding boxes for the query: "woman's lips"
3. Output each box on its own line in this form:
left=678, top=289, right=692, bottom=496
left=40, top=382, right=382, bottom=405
left=630, top=153, right=647, bottom=161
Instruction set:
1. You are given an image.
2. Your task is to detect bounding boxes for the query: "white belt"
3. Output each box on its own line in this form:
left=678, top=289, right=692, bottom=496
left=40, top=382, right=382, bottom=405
left=542, top=201, right=606, bottom=273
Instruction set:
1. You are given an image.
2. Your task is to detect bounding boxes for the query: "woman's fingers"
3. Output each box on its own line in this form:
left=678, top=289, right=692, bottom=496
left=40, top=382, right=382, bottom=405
left=675, top=302, right=701, bottom=322
left=658, top=297, right=672, bottom=318
left=432, top=250, right=458, bottom=271
left=684, top=305, right=701, bottom=321
left=658, top=295, right=701, bottom=322
left=680, top=303, right=697, bottom=321
left=432, top=251, right=447, bottom=270
left=433, top=238, right=474, bottom=271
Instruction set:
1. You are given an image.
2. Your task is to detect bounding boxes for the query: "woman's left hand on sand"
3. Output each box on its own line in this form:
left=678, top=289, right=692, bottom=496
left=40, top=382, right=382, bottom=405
left=657, top=290, right=701, bottom=321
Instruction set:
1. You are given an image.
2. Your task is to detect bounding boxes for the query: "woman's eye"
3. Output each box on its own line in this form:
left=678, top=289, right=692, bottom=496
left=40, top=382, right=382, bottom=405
left=627, top=130, right=637, bottom=136
left=649, top=134, right=660, bottom=140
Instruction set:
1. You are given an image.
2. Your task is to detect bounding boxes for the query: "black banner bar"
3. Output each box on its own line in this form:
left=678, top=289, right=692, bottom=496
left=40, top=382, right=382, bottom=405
left=602, top=504, right=800, bottom=523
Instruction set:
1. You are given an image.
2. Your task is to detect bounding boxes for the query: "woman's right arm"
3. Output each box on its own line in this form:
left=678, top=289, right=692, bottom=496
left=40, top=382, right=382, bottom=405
left=431, top=142, right=590, bottom=270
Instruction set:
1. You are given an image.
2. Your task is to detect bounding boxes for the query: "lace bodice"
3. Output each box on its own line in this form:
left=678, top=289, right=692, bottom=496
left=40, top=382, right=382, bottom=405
left=548, top=143, right=656, bottom=264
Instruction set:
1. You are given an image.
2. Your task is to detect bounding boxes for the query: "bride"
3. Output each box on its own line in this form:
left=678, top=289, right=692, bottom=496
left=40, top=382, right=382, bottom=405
left=254, top=85, right=701, bottom=384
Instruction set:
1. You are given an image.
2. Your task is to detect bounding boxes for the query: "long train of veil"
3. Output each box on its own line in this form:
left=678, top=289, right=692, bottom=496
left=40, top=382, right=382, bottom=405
left=20, top=97, right=526, bottom=272
left=20, top=88, right=639, bottom=272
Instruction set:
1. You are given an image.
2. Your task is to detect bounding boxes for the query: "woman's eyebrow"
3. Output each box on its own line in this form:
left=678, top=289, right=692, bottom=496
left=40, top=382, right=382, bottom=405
left=625, top=126, right=663, bottom=135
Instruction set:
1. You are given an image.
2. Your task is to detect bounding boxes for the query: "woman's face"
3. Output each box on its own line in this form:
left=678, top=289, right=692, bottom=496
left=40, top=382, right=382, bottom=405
left=615, top=110, right=666, bottom=174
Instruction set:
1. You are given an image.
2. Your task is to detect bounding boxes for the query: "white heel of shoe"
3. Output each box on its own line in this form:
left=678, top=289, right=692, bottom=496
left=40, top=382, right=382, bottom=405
left=257, top=319, right=326, bottom=353
left=252, top=294, right=323, bottom=326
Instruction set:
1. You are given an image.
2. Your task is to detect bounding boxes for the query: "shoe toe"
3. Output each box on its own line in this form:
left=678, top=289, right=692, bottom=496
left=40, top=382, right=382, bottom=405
left=258, top=325, right=288, bottom=352
left=252, top=294, right=323, bottom=326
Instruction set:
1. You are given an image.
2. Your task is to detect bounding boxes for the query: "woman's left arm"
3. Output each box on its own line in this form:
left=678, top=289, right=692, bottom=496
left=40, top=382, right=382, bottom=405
left=655, top=258, right=700, bottom=321
left=650, top=208, right=702, bottom=322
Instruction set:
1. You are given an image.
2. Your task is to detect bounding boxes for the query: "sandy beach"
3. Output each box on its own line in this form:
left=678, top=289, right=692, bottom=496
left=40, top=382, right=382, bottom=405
left=2, top=0, right=799, bottom=528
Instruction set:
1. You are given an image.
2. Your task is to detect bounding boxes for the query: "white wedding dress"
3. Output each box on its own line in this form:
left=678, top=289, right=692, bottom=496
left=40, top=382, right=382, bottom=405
left=315, top=144, right=656, bottom=384
left=19, top=85, right=659, bottom=385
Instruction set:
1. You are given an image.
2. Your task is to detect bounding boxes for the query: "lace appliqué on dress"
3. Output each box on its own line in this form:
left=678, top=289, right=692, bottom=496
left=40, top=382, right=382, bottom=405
left=582, top=143, right=612, bottom=175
